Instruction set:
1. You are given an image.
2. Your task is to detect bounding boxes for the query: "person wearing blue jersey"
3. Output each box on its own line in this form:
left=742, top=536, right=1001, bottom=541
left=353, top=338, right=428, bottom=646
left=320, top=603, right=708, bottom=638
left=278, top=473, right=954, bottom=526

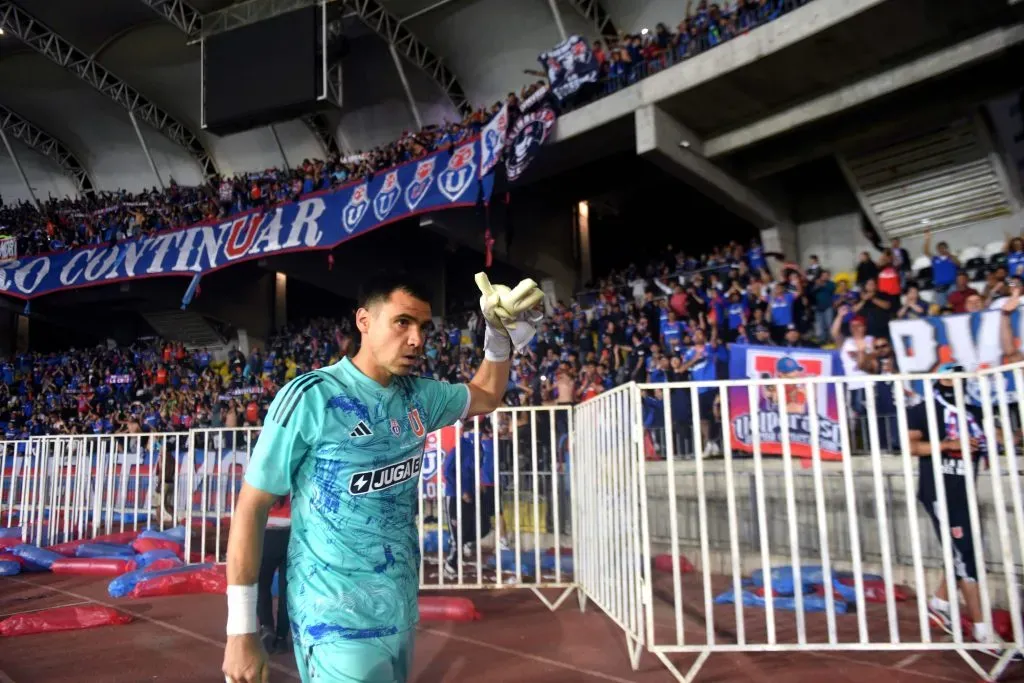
left=923, top=231, right=960, bottom=308
left=222, top=272, right=543, bottom=683
left=660, top=308, right=686, bottom=353
left=766, top=282, right=795, bottom=342
left=723, top=285, right=747, bottom=342
left=1005, top=235, right=1024, bottom=279
left=747, top=240, right=767, bottom=274
left=442, top=421, right=495, bottom=579
left=680, top=327, right=728, bottom=456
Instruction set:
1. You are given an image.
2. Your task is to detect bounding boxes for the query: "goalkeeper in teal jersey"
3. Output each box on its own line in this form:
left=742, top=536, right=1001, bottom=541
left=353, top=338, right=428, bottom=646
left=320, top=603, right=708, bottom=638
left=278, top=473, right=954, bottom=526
left=222, top=272, right=543, bottom=683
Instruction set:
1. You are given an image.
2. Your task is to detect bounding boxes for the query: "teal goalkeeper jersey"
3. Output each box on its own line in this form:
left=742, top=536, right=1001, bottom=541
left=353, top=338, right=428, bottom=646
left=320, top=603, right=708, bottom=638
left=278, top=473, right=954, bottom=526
left=244, top=357, right=470, bottom=647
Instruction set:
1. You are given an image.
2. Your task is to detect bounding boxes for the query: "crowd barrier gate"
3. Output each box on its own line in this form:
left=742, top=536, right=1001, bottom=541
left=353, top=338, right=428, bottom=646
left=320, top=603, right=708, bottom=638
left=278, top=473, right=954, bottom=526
left=623, top=365, right=1024, bottom=682
left=1, top=433, right=190, bottom=547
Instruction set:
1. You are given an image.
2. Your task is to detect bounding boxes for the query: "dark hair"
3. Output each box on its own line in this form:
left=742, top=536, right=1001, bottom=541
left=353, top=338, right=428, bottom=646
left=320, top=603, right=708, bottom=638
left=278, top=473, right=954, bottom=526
left=358, top=272, right=432, bottom=310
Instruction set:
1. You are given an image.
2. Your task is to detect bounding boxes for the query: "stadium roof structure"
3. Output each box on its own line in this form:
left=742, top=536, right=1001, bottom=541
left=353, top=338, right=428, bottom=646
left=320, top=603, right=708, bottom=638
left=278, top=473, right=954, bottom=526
left=0, top=0, right=622, bottom=202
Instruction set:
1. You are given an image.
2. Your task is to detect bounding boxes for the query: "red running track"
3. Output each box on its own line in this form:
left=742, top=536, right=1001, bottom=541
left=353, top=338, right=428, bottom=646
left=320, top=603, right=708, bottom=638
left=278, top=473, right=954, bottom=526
left=0, top=572, right=1021, bottom=682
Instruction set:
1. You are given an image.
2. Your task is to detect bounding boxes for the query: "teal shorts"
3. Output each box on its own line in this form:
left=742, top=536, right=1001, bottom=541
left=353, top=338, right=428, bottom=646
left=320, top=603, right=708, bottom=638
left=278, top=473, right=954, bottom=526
left=293, top=631, right=415, bottom=683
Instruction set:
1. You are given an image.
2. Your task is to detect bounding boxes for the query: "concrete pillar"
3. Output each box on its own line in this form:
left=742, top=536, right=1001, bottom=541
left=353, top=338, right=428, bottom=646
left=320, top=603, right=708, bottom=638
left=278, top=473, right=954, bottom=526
left=760, top=223, right=799, bottom=262
left=193, top=271, right=274, bottom=352
left=274, top=272, right=287, bottom=333
left=634, top=103, right=790, bottom=230
left=576, top=200, right=593, bottom=288
left=410, top=256, right=445, bottom=318
left=421, top=205, right=579, bottom=306
left=15, top=314, right=29, bottom=354
left=0, top=311, right=14, bottom=358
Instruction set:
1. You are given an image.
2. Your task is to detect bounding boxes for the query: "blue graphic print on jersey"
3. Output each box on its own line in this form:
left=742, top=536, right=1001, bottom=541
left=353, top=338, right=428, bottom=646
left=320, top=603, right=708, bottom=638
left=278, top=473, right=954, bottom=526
left=327, top=394, right=371, bottom=422
left=244, top=357, right=471, bottom=649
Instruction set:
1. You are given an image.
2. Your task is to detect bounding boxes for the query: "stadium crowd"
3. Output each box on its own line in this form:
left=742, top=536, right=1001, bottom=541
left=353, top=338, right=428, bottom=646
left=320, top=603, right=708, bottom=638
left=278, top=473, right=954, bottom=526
left=2, top=227, right=1018, bottom=444
left=1, top=0, right=997, bottom=446
left=0, top=0, right=807, bottom=258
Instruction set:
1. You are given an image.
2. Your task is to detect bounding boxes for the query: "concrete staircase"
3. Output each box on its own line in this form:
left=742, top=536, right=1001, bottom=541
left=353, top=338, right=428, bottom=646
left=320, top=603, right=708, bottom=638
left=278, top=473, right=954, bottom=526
left=838, top=116, right=1017, bottom=240
left=141, top=310, right=226, bottom=350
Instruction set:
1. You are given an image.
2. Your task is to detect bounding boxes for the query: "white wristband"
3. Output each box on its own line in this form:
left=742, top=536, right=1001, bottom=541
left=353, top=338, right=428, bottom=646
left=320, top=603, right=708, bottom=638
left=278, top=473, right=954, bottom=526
left=226, top=584, right=259, bottom=635
left=483, top=323, right=511, bottom=362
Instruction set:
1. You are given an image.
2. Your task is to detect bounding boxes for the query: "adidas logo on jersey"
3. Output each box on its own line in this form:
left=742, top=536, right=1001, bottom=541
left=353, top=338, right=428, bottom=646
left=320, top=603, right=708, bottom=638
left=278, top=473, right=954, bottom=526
left=349, top=421, right=373, bottom=438
left=349, top=455, right=422, bottom=496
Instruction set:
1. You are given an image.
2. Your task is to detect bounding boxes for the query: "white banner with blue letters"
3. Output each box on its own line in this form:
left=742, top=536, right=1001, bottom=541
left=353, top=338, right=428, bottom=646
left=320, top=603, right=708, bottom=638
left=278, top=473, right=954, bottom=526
left=0, top=140, right=492, bottom=299
left=890, top=307, right=1021, bottom=404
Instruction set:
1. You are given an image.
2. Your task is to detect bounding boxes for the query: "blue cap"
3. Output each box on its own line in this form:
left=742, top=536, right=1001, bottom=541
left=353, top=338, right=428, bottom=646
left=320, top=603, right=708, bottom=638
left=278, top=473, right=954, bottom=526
left=776, top=356, right=804, bottom=374
left=937, top=362, right=964, bottom=374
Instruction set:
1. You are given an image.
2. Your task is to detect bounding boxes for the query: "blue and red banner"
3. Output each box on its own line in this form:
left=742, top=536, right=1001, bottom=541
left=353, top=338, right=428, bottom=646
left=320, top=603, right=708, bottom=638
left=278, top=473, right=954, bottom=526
left=726, top=344, right=844, bottom=460
left=420, top=425, right=457, bottom=499
left=0, top=140, right=493, bottom=299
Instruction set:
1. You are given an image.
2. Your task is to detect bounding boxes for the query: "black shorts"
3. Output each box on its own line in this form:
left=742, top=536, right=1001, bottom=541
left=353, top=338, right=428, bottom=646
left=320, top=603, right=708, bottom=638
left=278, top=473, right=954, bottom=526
left=698, top=390, right=717, bottom=420
left=923, top=499, right=978, bottom=582
left=480, top=486, right=496, bottom=522
left=446, top=489, right=494, bottom=551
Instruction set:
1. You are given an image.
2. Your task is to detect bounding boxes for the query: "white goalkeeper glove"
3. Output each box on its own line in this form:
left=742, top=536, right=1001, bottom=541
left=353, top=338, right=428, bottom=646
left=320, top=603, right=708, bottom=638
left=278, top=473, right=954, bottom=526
left=476, top=272, right=545, bottom=361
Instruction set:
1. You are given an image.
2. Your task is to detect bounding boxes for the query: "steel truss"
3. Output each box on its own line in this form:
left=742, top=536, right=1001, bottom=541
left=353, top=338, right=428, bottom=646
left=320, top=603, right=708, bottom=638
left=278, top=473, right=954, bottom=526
left=566, top=0, right=618, bottom=41
left=343, top=0, right=471, bottom=115
left=201, top=0, right=472, bottom=116
left=0, top=104, right=96, bottom=197
left=136, top=0, right=201, bottom=37
left=301, top=110, right=341, bottom=158
left=0, top=1, right=219, bottom=180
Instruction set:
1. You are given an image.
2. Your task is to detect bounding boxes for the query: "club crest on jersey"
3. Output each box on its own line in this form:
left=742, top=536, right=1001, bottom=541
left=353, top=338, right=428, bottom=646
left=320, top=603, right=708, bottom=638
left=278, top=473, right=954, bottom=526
left=342, top=183, right=369, bottom=233
left=404, top=158, right=436, bottom=210
left=372, top=170, right=402, bottom=221
left=408, top=408, right=425, bottom=437
left=390, top=418, right=402, bottom=436
left=348, top=455, right=422, bottom=496
left=438, top=144, right=475, bottom=202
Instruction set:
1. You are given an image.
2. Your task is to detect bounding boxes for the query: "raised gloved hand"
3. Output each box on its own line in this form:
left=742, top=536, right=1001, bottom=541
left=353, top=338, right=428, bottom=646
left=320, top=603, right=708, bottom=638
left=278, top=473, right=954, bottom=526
left=476, top=272, right=544, bottom=361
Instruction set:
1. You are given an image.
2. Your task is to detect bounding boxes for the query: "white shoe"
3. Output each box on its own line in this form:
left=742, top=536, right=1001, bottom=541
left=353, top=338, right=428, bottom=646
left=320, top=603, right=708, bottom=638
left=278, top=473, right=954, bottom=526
left=443, top=561, right=457, bottom=580
left=975, top=634, right=1023, bottom=660
left=928, top=606, right=953, bottom=636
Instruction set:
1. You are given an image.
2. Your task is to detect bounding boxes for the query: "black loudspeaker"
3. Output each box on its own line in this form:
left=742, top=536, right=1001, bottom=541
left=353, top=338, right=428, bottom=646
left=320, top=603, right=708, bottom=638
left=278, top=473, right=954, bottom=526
left=202, top=6, right=343, bottom=136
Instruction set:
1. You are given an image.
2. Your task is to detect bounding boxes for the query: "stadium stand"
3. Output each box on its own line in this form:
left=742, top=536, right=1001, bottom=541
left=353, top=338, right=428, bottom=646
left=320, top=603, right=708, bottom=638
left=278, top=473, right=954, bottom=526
left=0, top=0, right=808, bottom=257
left=4, top=230, right=1015, bottom=442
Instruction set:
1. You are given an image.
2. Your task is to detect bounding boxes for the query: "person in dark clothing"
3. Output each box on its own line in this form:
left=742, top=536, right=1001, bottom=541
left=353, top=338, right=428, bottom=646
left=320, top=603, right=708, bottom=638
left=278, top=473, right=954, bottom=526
left=257, top=495, right=291, bottom=653
left=442, top=423, right=495, bottom=579
left=906, top=365, right=1005, bottom=654
left=855, top=336, right=898, bottom=449
left=852, top=278, right=893, bottom=340
left=855, top=252, right=879, bottom=288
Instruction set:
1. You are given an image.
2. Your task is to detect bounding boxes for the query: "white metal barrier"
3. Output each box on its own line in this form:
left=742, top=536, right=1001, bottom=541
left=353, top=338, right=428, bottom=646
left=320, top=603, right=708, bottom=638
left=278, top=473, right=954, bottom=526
left=415, top=406, right=576, bottom=608
left=0, top=434, right=190, bottom=547
left=629, top=367, right=1024, bottom=682
left=1, top=412, right=576, bottom=608
left=182, top=428, right=261, bottom=564
left=573, top=384, right=646, bottom=667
